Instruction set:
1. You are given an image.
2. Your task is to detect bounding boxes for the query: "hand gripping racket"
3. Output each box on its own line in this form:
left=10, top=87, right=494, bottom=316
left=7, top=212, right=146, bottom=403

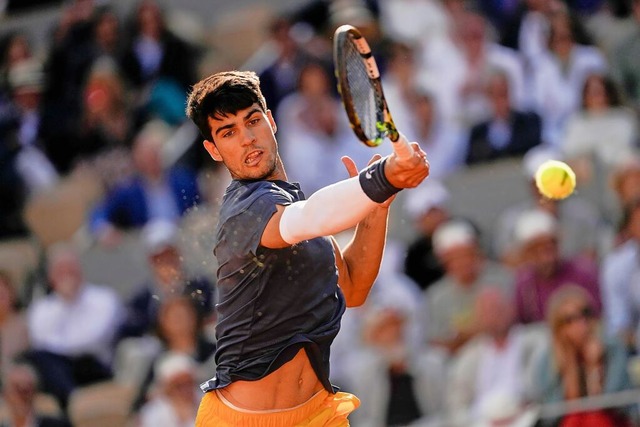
left=333, top=24, right=414, bottom=160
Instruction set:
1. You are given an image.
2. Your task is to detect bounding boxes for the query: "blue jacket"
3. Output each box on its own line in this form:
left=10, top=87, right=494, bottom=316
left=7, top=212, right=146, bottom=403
left=90, top=167, right=200, bottom=232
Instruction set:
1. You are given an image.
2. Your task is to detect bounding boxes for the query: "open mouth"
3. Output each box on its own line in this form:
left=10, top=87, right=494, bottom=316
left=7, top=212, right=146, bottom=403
left=244, top=150, right=263, bottom=166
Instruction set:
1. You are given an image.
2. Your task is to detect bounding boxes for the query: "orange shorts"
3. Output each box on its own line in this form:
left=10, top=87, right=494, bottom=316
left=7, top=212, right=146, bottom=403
left=195, top=389, right=360, bottom=427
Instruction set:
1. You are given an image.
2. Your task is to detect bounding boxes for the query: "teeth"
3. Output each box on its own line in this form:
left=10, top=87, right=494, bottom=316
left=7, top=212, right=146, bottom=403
left=246, top=152, right=260, bottom=164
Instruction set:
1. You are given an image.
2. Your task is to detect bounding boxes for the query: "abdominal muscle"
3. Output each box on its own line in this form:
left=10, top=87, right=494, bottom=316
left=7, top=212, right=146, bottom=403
left=218, top=348, right=325, bottom=411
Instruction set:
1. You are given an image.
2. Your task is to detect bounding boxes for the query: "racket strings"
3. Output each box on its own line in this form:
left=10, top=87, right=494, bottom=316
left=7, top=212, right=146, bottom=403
left=343, top=40, right=380, bottom=141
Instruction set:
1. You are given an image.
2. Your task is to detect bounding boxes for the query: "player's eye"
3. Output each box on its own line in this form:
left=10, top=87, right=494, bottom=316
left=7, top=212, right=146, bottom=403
left=222, top=130, right=235, bottom=138
left=248, top=117, right=260, bottom=126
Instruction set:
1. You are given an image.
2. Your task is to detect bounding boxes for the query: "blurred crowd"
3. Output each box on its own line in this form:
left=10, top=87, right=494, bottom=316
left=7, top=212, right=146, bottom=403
left=2, top=0, right=640, bottom=426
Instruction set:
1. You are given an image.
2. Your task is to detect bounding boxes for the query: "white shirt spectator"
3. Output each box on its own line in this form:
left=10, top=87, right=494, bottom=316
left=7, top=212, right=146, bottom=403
left=28, top=283, right=122, bottom=364
left=379, top=0, right=449, bottom=45
left=531, top=46, right=608, bottom=147
left=602, top=240, right=640, bottom=346
left=562, top=107, right=638, bottom=167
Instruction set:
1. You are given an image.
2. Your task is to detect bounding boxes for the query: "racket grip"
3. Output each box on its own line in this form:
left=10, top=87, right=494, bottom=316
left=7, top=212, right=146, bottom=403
left=392, top=133, right=413, bottom=160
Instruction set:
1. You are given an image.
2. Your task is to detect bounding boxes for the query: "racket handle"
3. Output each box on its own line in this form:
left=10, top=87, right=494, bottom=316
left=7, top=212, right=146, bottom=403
left=392, top=133, right=413, bottom=160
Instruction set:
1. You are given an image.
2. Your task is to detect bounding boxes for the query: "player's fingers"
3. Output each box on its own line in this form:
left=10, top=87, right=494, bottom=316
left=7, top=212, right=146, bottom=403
left=341, top=156, right=358, bottom=178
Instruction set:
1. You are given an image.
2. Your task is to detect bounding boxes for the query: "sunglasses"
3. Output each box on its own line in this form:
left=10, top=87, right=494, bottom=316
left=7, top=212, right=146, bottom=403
left=559, top=306, right=595, bottom=326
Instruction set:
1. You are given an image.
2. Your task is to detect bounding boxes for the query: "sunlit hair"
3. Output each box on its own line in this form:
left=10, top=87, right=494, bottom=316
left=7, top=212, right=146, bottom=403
left=186, top=71, right=267, bottom=141
left=546, top=285, right=594, bottom=334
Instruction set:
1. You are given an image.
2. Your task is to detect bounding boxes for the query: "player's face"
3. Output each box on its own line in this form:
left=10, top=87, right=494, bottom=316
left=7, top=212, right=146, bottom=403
left=203, top=105, right=282, bottom=181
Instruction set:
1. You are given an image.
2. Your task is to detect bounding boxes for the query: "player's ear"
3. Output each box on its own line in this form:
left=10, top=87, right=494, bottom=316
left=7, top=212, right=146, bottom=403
left=266, top=110, right=277, bottom=134
left=203, top=140, right=223, bottom=162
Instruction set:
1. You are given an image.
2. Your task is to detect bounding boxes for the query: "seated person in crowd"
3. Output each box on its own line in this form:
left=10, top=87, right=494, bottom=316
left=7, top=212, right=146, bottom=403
left=138, top=352, right=200, bottom=427
left=26, top=243, right=123, bottom=410
left=447, top=287, right=547, bottom=421
left=424, top=219, right=513, bottom=355
left=0, top=270, right=30, bottom=379
left=132, top=296, right=215, bottom=412
left=532, top=286, right=632, bottom=427
left=118, top=219, right=215, bottom=340
left=609, top=155, right=640, bottom=246
left=602, top=198, right=640, bottom=351
left=513, top=209, right=602, bottom=324
left=466, top=71, right=542, bottom=165
left=402, top=180, right=449, bottom=292
left=1, top=361, right=71, bottom=427
left=89, top=120, right=200, bottom=246
left=341, top=278, right=445, bottom=427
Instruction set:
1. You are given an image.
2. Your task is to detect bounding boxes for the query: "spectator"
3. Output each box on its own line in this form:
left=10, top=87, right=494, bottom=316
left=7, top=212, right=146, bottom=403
left=72, top=62, right=134, bottom=169
left=118, top=219, right=215, bottom=340
left=138, top=352, right=199, bottom=427
left=343, top=287, right=444, bottom=427
left=601, top=198, right=640, bottom=351
left=402, top=180, right=449, bottom=292
left=513, top=208, right=602, bottom=324
left=500, top=0, right=557, bottom=67
left=278, top=61, right=371, bottom=195
left=257, top=16, right=313, bottom=120
left=0, top=31, right=33, bottom=93
left=133, top=296, right=215, bottom=412
left=447, top=287, right=546, bottom=421
left=423, top=11, right=528, bottom=130
left=1, top=59, right=59, bottom=193
left=466, top=71, right=543, bottom=165
left=43, top=0, right=101, bottom=153
left=26, top=243, right=123, bottom=409
left=532, top=286, right=632, bottom=427
left=424, top=219, right=512, bottom=355
left=120, top=0, right=196, bottom=92
left=530, top=9, right=608, bottom=147
left=612, top=0, right=640, bottom=112
left=408, top=88, right=467, bottom=179
left=1, top=362, right=71, bottom=427
left=562, top=73, right=637, bottom=172
left=89, top=120, right=200, bottom=247
left=0, top=270, right=30, bottom=380
left=610, top=155, right=640, bottom=242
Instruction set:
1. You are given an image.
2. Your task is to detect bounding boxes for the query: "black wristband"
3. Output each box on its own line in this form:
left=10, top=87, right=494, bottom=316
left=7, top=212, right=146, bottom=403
left=358, top=158, right=401, bottom=203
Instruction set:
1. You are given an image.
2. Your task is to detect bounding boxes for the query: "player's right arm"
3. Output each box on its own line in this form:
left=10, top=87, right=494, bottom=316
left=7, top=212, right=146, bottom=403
left=260, top=146, right=429, bottom=249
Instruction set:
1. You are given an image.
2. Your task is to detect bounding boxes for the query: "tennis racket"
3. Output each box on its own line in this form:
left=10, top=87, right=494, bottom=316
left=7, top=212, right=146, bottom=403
left=333, top=24, right=413, bottom=160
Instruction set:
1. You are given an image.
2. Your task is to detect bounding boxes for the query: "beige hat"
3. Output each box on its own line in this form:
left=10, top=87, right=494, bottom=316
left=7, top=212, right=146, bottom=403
left=8, top=59, right=44, bottom=92
left=432, top=220, right=477, bottom=255
left=513, top=209, right=558, bottom=246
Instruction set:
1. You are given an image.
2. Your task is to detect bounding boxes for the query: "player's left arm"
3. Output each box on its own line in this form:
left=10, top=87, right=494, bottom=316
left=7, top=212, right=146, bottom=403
left=332, top=155, right=393, bottom=307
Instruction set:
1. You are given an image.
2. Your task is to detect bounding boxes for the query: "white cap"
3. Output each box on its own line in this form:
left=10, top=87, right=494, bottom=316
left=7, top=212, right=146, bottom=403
left=432, top=220, right=477, bottom=255
left=155, top=352, right=196, bottom=384
left=403, top=180, right=449, bottom=221
left=141, top=219, right=179, bottom=255
left=513, top=209, right=558, bottom=246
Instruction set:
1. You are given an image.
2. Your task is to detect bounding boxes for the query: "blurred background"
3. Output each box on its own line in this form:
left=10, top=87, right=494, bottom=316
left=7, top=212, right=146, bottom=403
left=1, top=0, right=640, bottom=426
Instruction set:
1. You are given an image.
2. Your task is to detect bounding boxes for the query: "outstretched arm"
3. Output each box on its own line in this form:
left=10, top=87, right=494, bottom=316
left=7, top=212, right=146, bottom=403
left=260, top=144, right=429, bottom=249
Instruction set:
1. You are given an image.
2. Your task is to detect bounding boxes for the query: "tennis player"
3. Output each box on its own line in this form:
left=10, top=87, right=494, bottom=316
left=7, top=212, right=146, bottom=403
left=186, top=70, right=429, bottom=426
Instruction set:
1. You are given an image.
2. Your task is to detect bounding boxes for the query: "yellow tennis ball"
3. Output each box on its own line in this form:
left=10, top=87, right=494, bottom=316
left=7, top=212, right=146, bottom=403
left=535, top=160, right=576, bottom=200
